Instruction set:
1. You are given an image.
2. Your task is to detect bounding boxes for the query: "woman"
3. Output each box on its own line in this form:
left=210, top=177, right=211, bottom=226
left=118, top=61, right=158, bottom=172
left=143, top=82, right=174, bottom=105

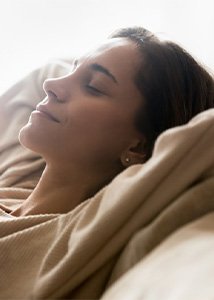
left=6, top=26, right=213, bottom=216
left=0, top=26, right=214, bottom=300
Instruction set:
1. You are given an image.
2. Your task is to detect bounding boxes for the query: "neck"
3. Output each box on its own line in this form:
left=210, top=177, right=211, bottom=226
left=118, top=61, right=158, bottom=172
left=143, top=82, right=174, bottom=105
left=11, top=164, right=111, bottom=216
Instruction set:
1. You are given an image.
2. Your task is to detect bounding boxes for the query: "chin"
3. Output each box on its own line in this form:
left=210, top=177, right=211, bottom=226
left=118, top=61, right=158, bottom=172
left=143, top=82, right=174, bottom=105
left=19, top=124, right=33, bottom=150
left=19, top=123, right=43, bottom=154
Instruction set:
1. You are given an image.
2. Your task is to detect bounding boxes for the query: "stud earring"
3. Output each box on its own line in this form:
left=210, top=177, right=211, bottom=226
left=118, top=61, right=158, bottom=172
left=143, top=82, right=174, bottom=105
left=125, top=157, right=130, bottom=163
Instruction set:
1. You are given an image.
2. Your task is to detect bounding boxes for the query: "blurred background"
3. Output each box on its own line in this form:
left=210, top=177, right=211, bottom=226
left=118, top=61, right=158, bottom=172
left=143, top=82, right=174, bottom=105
left=0, top=0, right=213, bottom=94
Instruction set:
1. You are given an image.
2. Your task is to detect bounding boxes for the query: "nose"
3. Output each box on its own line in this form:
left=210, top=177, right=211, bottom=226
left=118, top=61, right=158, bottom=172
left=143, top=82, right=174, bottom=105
left=43, top=76, right=70, bottom=102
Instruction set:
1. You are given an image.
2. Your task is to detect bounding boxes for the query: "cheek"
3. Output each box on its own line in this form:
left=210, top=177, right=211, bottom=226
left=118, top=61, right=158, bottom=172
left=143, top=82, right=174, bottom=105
left=63, top=104, right=135, bottom=155
left=66, top=101, right=133, bottom=130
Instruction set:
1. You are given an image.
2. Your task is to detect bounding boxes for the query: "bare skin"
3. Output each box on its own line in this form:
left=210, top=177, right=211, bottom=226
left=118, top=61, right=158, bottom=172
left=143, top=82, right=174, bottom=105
left=11, top=38, right=146, bottom=216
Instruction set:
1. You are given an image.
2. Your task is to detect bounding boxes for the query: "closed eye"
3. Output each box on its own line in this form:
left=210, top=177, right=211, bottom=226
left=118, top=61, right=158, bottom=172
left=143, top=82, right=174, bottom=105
left=86, top=85, right=104, bottom=96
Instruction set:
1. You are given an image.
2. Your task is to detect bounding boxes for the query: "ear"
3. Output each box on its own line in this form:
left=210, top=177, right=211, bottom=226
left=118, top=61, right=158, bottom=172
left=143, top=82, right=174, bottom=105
left=120, top=138, right=146, bottom=168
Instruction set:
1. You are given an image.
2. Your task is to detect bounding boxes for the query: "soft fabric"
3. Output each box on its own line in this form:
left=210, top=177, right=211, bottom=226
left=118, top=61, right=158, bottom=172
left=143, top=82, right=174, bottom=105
left=101, top=212, right=214, bottom=300
left=0, top=62, right=213, bottom=299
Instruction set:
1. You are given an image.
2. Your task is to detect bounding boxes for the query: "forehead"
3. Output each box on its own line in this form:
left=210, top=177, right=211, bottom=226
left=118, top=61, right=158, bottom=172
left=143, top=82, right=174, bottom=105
left=78, top=38, right=140, bottom=84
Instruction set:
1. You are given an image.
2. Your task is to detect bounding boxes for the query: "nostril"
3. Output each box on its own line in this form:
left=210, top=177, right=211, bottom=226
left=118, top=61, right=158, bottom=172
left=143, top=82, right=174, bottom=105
left=43, top=78, right=66, bottom=102
left=46, top=90, right=59, bottom=102
left=43, top=80, right=58, bottom=98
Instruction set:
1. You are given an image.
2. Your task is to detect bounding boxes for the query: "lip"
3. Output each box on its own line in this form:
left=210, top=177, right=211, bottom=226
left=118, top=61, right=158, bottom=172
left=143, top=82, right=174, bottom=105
left=34, top=106, right=60, bottom=123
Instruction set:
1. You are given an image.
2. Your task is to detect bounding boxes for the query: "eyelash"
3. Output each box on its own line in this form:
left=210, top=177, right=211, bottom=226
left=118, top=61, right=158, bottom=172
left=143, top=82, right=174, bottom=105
left=86, top=85, right=103, bottom=96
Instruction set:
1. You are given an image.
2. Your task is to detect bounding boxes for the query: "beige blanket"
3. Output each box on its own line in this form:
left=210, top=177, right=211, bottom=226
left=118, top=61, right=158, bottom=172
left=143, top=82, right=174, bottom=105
left=0, top=62, right=213, bottom=299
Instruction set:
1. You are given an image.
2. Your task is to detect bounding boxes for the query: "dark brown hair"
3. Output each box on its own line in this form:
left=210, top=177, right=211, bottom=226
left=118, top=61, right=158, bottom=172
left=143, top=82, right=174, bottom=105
left=110, top=27, right=214, bottom=160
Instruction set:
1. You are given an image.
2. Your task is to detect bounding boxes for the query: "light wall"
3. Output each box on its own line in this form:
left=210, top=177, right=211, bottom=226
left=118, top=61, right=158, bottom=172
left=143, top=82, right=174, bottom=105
left=0, top=0, right=213, bottom=94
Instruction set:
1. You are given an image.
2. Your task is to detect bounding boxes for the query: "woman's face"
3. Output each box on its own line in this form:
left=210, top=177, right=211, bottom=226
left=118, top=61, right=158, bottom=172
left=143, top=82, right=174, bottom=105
left=20, top=38, right=144, bottom=171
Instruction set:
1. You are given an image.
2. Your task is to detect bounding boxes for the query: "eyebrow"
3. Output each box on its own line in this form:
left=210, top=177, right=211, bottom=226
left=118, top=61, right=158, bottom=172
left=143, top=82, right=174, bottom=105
left=74, top=59, right=118, bottom=85
left=89, top=63, right=118, bottom=84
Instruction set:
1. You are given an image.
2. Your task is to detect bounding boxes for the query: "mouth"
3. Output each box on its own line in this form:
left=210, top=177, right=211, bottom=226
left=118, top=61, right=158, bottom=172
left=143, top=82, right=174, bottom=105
left=34, top=107, right=60, bottom=123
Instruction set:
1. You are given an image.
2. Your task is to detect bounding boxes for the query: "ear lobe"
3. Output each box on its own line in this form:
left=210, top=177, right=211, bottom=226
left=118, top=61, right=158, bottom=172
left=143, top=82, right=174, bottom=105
left=120, top=139, right=146, bottom=167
